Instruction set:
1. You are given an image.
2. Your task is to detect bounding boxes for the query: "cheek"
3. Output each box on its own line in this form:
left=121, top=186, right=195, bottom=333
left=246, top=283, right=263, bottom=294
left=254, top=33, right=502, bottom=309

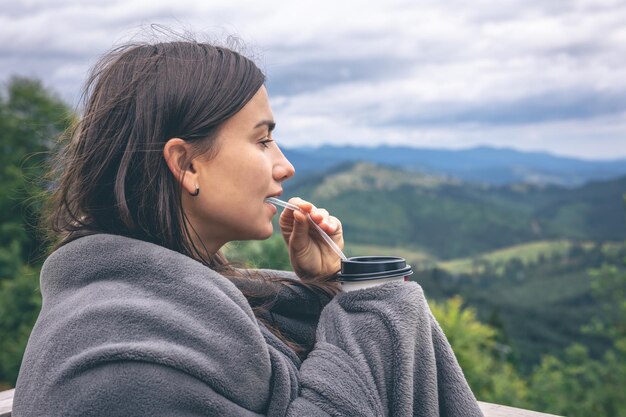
left=203, top=149, right=272, bottom=201
left=239, top=154, right=273, bottom=189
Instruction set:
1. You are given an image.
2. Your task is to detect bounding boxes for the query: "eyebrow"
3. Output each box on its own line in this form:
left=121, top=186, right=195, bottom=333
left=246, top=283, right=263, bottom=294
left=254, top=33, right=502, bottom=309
left=254, top=119, right=276, bottom=132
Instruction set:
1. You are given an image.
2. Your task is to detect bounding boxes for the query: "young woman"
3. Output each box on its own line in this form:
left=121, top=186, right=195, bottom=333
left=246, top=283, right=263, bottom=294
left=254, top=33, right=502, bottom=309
left=13, top=40, right=483, bottom=416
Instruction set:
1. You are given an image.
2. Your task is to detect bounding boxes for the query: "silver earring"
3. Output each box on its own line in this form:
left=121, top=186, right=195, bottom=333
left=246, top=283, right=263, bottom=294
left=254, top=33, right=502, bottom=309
left=189, top=185, right=199, bottom=196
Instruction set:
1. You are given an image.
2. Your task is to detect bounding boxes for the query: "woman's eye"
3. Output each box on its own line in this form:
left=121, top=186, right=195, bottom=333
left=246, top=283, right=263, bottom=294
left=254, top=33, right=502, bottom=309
left=259, top=138, right=274, bottom=148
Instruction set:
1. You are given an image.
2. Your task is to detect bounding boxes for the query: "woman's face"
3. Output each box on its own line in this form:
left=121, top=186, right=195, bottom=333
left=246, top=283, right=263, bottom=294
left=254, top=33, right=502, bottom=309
left=184, top=86, right=295, bottom=253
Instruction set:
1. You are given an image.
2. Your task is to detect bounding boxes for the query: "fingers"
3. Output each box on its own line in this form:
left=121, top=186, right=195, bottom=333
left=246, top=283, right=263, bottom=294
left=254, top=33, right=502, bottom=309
left=287, top=197, right=313, bottom=214
left=309, top=208, right=329, bottom=224
left=292, top=209, right=308, bottom=224
left=279, top=197, right=307, bottom=226
left=326, top=215, right=342, bottom=235
left=284, top=197, right=343, bottom=234
left=287, top=204, right=312, bottom=251
left=308, top=208, right=342, bottom=235
left=285, top=197, right=313, bottom=225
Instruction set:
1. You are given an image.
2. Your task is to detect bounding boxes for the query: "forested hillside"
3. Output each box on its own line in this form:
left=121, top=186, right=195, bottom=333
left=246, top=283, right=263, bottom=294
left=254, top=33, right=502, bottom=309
left=284, top=162, right=626, bottom=259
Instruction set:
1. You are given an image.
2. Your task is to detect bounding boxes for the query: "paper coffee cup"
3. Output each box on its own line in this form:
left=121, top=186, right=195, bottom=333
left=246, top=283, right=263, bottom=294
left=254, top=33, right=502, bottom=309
left=338, top=256, right=413, bottom=292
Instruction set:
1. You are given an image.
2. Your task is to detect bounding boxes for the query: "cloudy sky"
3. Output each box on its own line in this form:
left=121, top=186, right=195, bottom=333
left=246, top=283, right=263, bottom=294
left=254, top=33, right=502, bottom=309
left=2, top=0, right=625, bottom=159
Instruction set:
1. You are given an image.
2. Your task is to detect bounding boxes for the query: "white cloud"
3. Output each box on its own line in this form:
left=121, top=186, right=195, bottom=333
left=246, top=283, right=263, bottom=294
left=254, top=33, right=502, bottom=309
left=1, top=0, right=625, bottom=158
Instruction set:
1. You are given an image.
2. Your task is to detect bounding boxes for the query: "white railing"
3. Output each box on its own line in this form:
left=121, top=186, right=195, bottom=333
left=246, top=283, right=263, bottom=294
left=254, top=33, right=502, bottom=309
left=0, top=389, right=13, bottom=417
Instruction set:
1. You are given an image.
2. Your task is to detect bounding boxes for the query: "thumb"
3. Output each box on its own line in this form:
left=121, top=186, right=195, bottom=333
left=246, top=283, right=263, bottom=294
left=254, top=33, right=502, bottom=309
left=289, top=210, right=311, bottom=251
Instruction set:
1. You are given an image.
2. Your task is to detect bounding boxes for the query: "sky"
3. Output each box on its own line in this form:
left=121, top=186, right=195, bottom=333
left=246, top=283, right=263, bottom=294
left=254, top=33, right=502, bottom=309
left=1, top=0, right=625, bottom=160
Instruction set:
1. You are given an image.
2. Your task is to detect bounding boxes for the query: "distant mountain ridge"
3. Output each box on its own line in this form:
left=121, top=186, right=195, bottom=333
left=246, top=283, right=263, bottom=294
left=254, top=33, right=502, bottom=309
left=282, top=145, right=626, bottom=186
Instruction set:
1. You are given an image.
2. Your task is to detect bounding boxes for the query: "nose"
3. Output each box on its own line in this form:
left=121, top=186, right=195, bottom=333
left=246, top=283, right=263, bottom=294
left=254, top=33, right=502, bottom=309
left=273, top=146, right=296, bottom=181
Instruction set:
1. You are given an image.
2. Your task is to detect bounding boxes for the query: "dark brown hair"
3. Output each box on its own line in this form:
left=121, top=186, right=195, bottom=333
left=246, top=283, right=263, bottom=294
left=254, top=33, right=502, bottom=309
left=44, top=40, right=340, bottom=357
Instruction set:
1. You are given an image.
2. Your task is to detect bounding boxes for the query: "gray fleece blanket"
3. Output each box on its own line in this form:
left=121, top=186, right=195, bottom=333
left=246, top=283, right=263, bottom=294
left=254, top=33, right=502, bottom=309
left=13, top=234, right=482, bottom=416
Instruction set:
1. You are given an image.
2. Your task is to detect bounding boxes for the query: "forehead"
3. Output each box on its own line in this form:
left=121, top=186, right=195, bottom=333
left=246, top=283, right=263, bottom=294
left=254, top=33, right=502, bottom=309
left=226, top=86, right=273, bottom=128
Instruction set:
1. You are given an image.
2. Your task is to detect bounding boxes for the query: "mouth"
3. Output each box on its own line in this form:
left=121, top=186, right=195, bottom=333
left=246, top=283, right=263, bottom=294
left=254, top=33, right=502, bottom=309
left=264, top=190, right=283, bottom=216
left=266, top=190, right=283, bottom=199
left=265, top=200, right=278, bottom=215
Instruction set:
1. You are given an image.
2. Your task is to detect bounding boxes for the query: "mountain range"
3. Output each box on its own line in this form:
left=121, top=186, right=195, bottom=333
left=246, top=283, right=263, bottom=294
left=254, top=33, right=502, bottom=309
left=283, top=162, right=626, bottom=259
left=282, top=145, right=626, bottom=187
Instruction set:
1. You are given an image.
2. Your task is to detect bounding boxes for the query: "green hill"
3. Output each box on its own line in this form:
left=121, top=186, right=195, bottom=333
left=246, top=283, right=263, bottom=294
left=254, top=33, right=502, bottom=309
left=437, top=240, right=623, bottom=275
left=285, top=162, right=626, bottom=259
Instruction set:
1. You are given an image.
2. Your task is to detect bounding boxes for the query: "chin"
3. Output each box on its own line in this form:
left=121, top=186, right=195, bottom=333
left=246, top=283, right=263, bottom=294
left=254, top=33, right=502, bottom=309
left=246, top=223, right=273, bottom=240
left=259, top=225, right=274, bottom=240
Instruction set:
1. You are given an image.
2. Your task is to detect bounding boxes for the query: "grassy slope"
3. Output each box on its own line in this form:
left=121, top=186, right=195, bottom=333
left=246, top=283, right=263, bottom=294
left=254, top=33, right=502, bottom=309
left=437, top=240, right=621, bottom=274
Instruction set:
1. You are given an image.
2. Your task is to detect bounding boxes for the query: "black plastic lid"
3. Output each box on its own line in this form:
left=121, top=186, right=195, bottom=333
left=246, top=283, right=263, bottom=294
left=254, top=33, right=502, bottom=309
left=337, top=256, right=413, bottom=282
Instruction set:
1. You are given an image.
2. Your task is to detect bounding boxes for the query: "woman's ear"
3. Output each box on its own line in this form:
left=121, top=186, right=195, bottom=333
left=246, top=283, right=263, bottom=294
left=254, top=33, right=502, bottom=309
left=163, top=138, right=198, bottom=195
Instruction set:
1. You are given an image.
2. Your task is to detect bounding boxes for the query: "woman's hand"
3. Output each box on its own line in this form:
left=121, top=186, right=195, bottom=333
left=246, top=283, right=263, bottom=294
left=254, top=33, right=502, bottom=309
left=278, top=197, right=344, bottom=280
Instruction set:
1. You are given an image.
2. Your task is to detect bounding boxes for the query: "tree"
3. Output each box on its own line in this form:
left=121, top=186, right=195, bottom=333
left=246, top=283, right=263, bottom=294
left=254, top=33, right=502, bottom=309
left=587, top=255, right=626, bottom=341
left=0, top=77, right=72, bottom=272
left=528, top=236, right=626, bottom=416
left=529, top=342, right=626, bottom=417
left=0, top=265, right=41, bottom=389
left=0, top=77, right=72, bottom=387
left=224, top=234, right=292, bottom=270
left=429, top=296, right=529, bottom=407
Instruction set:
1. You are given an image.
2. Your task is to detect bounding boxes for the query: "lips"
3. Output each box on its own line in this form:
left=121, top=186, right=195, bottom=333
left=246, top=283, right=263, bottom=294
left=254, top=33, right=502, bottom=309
left=265, top=191, right=282, bottom=216
left=265, top=201, right=277, bottom=214
left=266, top=190, right=283, bottom=199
